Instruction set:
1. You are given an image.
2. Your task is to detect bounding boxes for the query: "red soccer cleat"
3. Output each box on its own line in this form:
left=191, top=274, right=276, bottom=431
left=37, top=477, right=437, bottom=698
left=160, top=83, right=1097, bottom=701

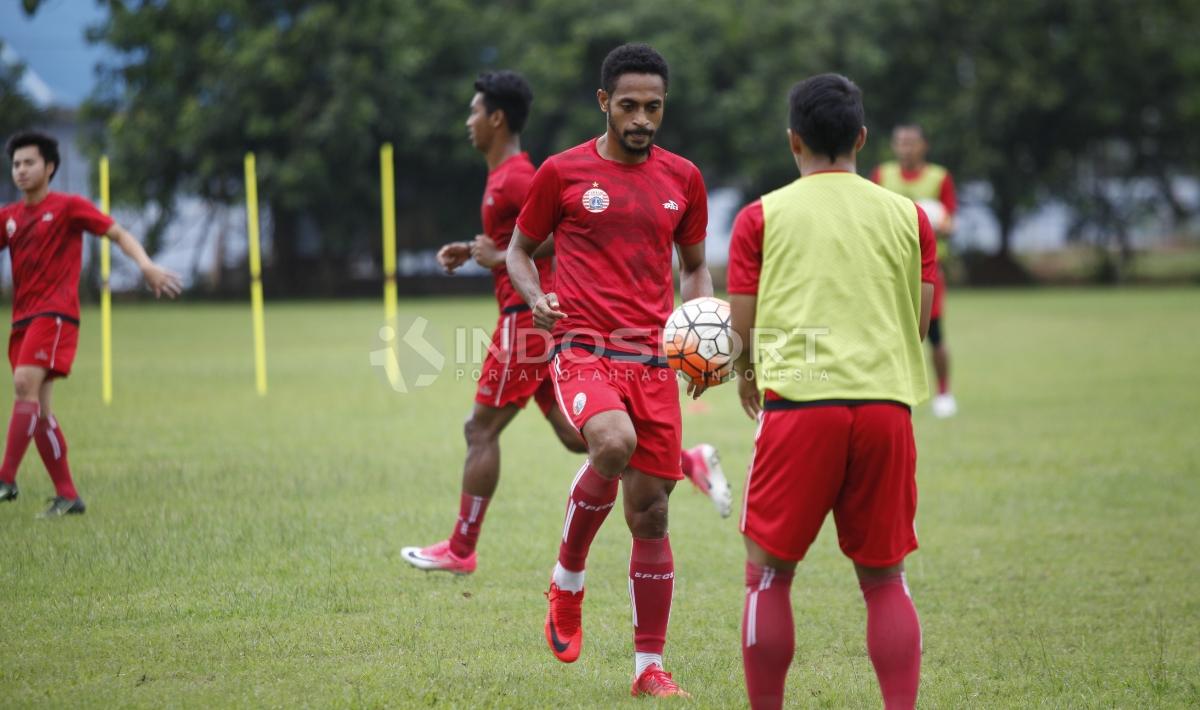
left=400, top=539, right=477, bottom=575
left=683, top=443, right=733, bottom=518
left=544, top=582, right=584, bottom=663
left=631, top=664, right=690, bottom=698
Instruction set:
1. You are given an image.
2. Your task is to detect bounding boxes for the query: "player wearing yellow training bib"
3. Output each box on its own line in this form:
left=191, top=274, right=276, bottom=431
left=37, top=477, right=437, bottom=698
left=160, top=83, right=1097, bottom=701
left=872, top=125, right=958, bottom=417
left=728, top=74, right=937, bottom=710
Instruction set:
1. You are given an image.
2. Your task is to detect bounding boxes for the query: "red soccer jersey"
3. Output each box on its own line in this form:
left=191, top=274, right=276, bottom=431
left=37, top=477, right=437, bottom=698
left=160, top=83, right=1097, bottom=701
left=515, top=138, right=707, bottom=352
left=482, top=152, right=552, bottom=311
left=0, top=192, right=114, bottom=325
left=726, top=191, right=938, bottom=296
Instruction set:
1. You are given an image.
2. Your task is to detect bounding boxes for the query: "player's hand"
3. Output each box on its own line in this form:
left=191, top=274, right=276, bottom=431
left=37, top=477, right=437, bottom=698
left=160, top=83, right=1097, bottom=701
left=142, top=263, right=183, bottom=299
left=470, top=234, right=505, bottom=269
left=738, top=370, right=761, bottom=420
left=532, top=292, right=567, bottom=331
left=437, top=242, right=472, bottom=274
left=686, top=378, right=709, bottom=400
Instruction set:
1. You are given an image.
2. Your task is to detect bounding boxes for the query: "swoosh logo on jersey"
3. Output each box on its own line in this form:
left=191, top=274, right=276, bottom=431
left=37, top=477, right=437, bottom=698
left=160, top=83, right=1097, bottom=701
left=548, top=619, right=570, bottom=653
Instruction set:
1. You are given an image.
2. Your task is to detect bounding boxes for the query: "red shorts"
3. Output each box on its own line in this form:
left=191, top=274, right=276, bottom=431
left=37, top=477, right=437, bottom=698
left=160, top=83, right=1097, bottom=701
left=9, top=316, right=79, bottom=379
left=740, top=400, right=918, bottom=566
left=475, top=308, right=556, bottom=416
left=931, top=263, right=946, bottom=320
left=550, top=348, right=683, bottom=480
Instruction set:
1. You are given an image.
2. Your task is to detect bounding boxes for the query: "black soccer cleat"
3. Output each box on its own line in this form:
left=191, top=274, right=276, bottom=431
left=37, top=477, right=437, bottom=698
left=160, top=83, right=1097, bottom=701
left=38, top=496, right=86, bottom=518
left=0, top=481, right=17, bottom=502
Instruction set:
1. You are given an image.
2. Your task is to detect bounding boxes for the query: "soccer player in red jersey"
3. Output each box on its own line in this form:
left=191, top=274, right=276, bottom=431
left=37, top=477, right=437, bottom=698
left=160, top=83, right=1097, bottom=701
left=400, top=71, right=590, bottom=574
left=0, top=131, right=182, bottom=517
left=402, top=71, right=728, bottom=576
left=728, top=76, right=936, bottom=709
left=506, top=43, right=711, bottom=698
left=872, top=125, right=958, bottom=417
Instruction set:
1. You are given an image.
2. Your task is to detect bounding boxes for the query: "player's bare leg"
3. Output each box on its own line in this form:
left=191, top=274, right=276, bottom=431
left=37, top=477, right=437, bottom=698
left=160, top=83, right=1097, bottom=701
left=742, top=537, right=799, bottom=710
left=545, top=409, right=632, bottom=662
left=545, top=406, right=587, bottom=454
left=931, top=342, right=955, bottom=417
left=855, top=561, right=921, bottom=709
left=401, top=402, right=521, bottom=574
left=0, top=365, right=48, bottom=504
left=623, top=468, right=688, bottom=697
left=32, top=376, right=84, bottom=517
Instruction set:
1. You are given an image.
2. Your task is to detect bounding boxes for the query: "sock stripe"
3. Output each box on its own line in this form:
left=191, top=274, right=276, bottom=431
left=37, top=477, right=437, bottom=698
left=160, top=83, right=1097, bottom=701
left=746, top=589, right=759, bottom=647
left=628, top=576, right=638, bottom=628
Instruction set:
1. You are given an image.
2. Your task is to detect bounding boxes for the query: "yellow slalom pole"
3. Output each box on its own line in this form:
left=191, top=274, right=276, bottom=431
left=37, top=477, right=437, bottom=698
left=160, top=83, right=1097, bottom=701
left=99, top=156, right=113, bottom=405
left=380, top=143, right=398, bottom=332
left=243, top=153, right=268, bottom=396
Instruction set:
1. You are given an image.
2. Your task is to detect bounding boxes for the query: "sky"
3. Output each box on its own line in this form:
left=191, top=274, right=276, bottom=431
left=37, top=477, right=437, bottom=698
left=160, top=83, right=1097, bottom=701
left=0, top=0, right=113, bottom=107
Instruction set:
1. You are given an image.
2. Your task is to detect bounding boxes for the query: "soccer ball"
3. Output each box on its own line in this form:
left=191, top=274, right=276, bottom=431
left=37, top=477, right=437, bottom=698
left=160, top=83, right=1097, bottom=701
left=663, top=297, right=734, bottom=387
left=916, top=198, right=946, bottom=232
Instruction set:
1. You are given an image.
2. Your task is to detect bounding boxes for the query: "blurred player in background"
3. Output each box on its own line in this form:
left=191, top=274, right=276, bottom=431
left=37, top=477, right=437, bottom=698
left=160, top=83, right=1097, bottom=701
left=400, top=71, right=729, bottom=577
left=0, top=130, right=182, bottom=517
left=729, top=75, right=935, bottom=709
left=507, top=43, right=711, bottom=698
left=872, top=124, right=958, bottom=417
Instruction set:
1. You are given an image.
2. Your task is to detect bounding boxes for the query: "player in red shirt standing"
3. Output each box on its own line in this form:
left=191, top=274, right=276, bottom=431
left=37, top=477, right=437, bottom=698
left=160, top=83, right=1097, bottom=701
left=0, top=131, right=181, bottom=517
left=507, top=43, right=711, bottom=698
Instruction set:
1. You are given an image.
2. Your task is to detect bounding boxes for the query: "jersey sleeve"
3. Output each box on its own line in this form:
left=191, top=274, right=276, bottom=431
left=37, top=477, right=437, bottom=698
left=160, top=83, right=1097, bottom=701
left=69, top=195, right=115, bottom=236
left=673, top=165, right=708, bottom=246
left=915, top=204, right=938, bottom=284
left=726, top=200, right=764, bottom=295
left=515, top=159, right=562, bottom=243
left=939, top=172, right=957, bottom=215
left=0, top=206, right=9, bottom=251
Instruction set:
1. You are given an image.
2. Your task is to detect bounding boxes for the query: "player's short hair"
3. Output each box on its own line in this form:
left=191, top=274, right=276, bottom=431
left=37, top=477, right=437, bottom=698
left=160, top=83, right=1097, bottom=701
left=788, top=74, right=864, bottom=162
left=474, top=71, right=534, bottom=134
left=5, top=130, right=60, bottom=181
left=600, top=43, right=669, bottom=95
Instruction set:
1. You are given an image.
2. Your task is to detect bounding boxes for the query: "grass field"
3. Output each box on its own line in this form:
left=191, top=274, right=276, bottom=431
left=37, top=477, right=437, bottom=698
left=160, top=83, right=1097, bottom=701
left=1, top=288, right=1198, bottom=708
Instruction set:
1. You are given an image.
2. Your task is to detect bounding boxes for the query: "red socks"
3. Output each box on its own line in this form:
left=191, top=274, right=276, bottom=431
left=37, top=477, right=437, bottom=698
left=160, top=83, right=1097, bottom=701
left=742, top=562, right=795, bottom=710
left=861, top=573, right=922, bottom=709
left=557, top=463, right=619, bottom=572
left=448, top=492, right=490, bottom=558
left=937, top=376, right=949, bottom=395
left=629, top=536, right=674, bottom=655
left=0, top=401, right=39, bottom=485
left=34, top=415, right=77, bottom=499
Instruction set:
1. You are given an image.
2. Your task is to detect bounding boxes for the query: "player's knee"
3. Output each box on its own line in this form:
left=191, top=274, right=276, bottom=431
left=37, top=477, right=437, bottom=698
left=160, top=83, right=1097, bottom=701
left=588, top=429, right=636, bottom=475
left=463, top=414, right=501, bottom=448
left=12, top=372, right=40, bottom=400
left=626, top=495, right=670, bottom=538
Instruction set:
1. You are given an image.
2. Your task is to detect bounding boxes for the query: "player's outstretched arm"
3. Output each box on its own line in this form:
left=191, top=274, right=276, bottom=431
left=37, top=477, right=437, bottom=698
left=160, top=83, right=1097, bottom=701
left=506, top=228, right=565, bottom=331
left=730, top=294, right=760, bottom=420
left=105, top=224, right=183, bottom=299
left=676, top=241, right=713, bottom=302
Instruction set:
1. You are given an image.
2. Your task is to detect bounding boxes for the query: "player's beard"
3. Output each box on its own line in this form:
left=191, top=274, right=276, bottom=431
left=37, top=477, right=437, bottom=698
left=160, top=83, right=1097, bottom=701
left=609, top=114, right=655, bottom=155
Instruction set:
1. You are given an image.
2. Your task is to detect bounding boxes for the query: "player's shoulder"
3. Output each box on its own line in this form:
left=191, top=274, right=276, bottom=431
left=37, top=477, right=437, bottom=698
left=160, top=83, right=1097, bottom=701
left=733, top=199, right=764, bottom=225
left=651, top=146, right=702, bottom=181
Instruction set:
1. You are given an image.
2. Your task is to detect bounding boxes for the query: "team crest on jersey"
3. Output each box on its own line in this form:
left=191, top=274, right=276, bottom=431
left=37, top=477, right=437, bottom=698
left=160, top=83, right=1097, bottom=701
left=4, top=218, right=14, bottom=237
left=581, top=183, right=610, bottom=213
left=572, top=392, right=587, bottom=416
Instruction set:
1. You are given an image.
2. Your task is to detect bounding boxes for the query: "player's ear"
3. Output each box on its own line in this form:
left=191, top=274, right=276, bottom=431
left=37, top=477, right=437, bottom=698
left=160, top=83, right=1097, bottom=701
left=489, top=108, right=506, bottom=130
left=787, top=129, right=804, bottom=157
left=855, top=126, right=868, bottom=152
left=597, top=89, right=609, bottom=113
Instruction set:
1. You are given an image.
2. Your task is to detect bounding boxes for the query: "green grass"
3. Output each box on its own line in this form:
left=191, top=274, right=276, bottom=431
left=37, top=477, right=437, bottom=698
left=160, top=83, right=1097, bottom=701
left=1, top=288, right=1198, bottom=708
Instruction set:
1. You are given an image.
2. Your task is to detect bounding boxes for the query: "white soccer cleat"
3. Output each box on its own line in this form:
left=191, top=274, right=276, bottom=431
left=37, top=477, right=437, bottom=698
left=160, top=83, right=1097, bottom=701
left=932, top=393, right=958, bottom=418
left=684, top=444, right=733, bottom=518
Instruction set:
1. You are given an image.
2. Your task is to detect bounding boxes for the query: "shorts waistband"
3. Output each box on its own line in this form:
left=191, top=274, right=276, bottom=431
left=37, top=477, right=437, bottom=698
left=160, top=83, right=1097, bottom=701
left=762, top=397, right=911, bottom=413
left=501, top=304, right=531, bottom=314
left=12, top=312, right=80, bottom=329
left=551, top=342, right=668, bottom=368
